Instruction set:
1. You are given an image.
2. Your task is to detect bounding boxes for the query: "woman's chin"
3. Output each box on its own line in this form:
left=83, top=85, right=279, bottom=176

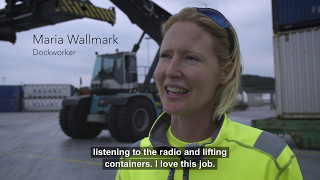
left=163, top=105, right=188, bottom=116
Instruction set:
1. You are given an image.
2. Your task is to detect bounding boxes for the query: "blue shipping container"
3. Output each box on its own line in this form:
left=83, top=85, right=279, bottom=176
left=272, top=0, right=320, bottom=32
left=71, top=85, right=75, bottom=96
left=0, top=99, right=21, bottom=112
left=0, top=85, right=22, bottom=98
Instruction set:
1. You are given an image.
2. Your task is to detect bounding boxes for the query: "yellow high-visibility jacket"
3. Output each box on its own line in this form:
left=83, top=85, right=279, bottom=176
left=116, top=112, right=303, bottom=180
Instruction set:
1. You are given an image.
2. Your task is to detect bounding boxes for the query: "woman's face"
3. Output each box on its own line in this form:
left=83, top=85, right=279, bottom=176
left=155, top=21, right=223, bottom=117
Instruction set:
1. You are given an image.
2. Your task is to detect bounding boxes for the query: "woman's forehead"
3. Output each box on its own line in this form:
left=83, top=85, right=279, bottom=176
left=161, top=22, right=215, bottom=51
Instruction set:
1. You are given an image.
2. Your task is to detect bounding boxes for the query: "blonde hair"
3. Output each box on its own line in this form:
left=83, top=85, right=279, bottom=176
left=161, top=7, right=242, bottom=120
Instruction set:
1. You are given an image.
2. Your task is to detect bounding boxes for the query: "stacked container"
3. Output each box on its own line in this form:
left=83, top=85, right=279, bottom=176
left=272, top=0, right=320, bottom=119
left=274, top=27, right=320, bottom=118
left=23, top=84, right=74, bottom=111
left=272, top=0, right=320, bottom=33
left=256, top=0, right=320, bottom=149
left=0, top=86, right=22, bottom=112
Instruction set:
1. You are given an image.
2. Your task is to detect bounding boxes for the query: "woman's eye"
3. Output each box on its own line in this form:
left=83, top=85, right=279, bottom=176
left=160, top=53, right=171, bottom=59
left=185, top=55, right=199, bottom=62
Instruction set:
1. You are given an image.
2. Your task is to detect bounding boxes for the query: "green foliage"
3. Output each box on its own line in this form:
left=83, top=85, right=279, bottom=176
left=241, top=74, right=274, bottom=90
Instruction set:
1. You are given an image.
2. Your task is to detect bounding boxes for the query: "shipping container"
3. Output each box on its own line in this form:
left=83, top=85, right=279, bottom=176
left=0, top=85, right=22, bottom=98
left=0, top=99, right=21, bottom=112
left=70, top=86, right=75, bottom=96
left=247, top=93, right=263, bottom=106
left=23, top=98, right=63, bottom=111
left=273, top=26, right=320, bottom=119
left=23, top=84, right=73, bottom=98
left=272, top=0, right=320, bottom=32
left=262, top=93, right=271, bottom=104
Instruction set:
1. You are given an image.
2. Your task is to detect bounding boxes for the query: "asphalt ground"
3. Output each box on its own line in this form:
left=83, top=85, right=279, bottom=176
left=0, top=106, right=319, bottom=180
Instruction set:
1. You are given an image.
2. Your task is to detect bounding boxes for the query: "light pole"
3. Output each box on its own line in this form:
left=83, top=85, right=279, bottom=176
left=145, top=36, right=151, bottom=68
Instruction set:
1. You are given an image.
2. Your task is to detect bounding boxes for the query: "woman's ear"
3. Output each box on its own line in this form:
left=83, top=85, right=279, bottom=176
left=219, top=62, right=234, bottom=85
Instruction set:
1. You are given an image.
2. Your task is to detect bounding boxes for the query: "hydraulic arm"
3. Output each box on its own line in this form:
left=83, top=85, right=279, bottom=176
left=110, top=0, right=170, bottom=45
left=110, top=0, right=171, bottom=91
left=0, top=0, right=115, bottom=43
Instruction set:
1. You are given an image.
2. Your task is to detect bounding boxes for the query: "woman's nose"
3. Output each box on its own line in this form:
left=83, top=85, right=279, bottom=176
left=165, top=56, right=182, bottom=78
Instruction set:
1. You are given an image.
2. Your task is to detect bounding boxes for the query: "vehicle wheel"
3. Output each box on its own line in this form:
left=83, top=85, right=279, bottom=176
left=59, top=99, right=103, bottom=138
left=59, top=106, right=72, bottom=137
left=107, top=106, right=125, bottom=141
left=118, top=97, right=157, bottom=142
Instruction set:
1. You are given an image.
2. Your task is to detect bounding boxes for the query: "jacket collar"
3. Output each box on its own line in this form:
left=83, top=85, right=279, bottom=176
left=148, top=112, right=225, bottom=149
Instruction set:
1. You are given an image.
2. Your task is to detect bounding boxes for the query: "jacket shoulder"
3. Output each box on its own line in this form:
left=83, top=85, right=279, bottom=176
left=227, top=120, right=288, bottom=159
left=253, top=130, right=288, bottom=159
left=227, top=120, right=264, bottom=147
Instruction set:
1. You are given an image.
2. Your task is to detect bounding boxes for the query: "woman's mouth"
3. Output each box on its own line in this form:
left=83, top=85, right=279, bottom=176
left=166, top=86, right=189, bottom=95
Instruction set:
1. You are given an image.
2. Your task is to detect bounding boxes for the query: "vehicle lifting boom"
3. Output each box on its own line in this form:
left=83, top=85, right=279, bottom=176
left=0, top=0, right=116, bottom=43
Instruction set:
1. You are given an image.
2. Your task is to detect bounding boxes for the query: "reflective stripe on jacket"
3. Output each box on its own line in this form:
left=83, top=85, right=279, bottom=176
left=116, top=112, right=303, bottom=180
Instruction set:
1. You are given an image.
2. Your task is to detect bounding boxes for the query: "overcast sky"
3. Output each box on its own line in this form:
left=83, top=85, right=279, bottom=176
left=0, top=0, right=273, bottom=87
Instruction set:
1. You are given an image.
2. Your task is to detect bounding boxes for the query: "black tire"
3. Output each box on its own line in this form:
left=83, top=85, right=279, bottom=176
left=118, top=97, right=157, bottom=142
left=59, top=99, right=103, bottom=139
left=59, top=106, right=72, bottom=137
left=107, top=106, right=126, bottom=141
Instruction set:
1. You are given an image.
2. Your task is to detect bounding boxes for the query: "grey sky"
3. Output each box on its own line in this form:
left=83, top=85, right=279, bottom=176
left=0, top=0, right=273, bottom=87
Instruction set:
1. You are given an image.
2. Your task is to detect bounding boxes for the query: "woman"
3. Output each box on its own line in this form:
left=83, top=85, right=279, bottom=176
left=116, top=7, right=302, bottom=180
